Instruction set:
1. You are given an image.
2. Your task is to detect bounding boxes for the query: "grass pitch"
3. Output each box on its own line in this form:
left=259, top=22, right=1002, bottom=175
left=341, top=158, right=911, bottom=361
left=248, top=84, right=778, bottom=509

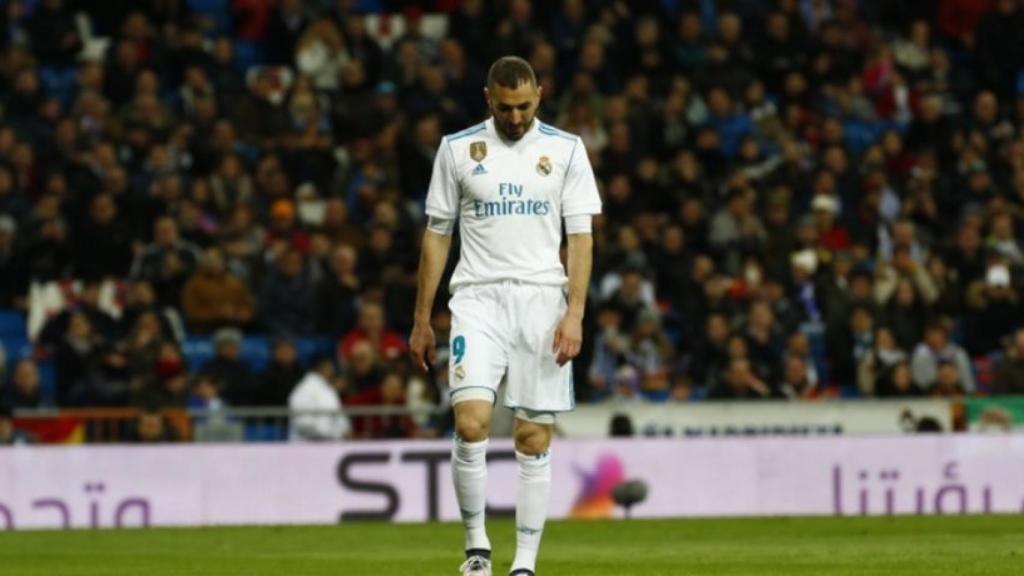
left=0, top=516, right=1021, bottom=575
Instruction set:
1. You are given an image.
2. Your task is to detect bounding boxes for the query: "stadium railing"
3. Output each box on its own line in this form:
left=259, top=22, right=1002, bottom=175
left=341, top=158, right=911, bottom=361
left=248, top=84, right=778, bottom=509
left=11, top=405, right=449, bottom=444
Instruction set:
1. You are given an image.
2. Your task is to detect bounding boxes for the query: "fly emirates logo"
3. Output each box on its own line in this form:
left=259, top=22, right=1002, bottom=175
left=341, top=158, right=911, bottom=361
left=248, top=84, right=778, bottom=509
left=473, top=182, right=551, bottom=218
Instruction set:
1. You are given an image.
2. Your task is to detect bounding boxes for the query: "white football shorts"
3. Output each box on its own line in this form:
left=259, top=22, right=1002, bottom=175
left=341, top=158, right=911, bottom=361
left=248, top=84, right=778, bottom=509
left=448, top=281, right=575, bottom=416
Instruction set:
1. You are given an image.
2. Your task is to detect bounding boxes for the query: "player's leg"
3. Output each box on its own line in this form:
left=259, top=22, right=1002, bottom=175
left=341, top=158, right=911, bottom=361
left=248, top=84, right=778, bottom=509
left=452, top=395, right=495, bottom=567
left=509, top=411, right=554, bottom=576
left=449, top=285, right=509, bottom=575
left=504, top=285, right=573, bottom=575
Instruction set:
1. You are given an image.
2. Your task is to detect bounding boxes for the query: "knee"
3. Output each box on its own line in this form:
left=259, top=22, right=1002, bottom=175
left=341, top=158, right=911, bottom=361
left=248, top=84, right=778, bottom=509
left=514, top=426, right=551, bottom=455
left=455, top=418, right=489, bottom=442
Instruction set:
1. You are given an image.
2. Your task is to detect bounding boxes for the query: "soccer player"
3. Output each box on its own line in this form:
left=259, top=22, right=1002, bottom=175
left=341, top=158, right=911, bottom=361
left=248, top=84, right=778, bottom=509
left=409, top=56, right=601, bottom=576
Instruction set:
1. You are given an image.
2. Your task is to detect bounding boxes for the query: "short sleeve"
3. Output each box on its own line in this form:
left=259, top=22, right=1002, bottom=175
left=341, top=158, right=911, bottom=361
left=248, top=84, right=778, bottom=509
left=562, top=137, right=602, bottom=217
left=425, top=137, right=460, bottom=219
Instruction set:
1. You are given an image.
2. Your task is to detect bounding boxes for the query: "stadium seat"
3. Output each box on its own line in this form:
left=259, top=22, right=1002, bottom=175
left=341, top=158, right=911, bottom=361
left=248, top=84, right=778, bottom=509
left=244, top=421, right=288, bottom=442
left=0, top=310, right=27, bottom=339
left=182, top=337, right=215, bottom=372
left=186, top=0, right=232, bottom=36
left=1, top=336, right=31, bottom=365
left=239, top=336, right=271, bottom=372
left=36, top=359, right=57, bottom=406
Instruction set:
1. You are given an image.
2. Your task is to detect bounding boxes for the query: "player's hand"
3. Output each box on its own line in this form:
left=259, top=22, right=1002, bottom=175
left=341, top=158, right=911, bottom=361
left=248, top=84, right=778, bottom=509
left=409, top=321, right=436, bottom=372
left=553, top=312, right=583, bottom=366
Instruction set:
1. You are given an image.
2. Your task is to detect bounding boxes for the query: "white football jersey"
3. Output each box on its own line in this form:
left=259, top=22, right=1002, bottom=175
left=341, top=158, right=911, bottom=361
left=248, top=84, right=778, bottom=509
left=425, top=118, right=602, bottom=291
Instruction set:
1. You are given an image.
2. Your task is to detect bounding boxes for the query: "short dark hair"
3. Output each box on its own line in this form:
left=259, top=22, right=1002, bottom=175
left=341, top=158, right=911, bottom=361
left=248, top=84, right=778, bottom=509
left=487, top=56, right=536, bottom=89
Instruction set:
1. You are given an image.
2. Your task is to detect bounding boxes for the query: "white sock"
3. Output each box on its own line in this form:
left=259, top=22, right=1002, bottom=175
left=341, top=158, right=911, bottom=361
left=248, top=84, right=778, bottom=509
left=452, top=436, right=491, bottom=553
left=511, top=449, right=551, bottom=573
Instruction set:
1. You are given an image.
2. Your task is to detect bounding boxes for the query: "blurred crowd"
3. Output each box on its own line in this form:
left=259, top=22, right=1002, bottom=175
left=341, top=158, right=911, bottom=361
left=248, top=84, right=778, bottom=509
left=2, top=0, right=1024, bottom=442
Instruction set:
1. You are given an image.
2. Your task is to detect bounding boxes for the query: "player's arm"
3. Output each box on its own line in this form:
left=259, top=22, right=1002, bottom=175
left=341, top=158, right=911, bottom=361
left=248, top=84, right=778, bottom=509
left=554, top=227, right=593, bottom=366
left=554, top=137, right=602, bottom=366
left=410, top=136, right=459, bottom=372
left=410, top=226, right=452, bottom=371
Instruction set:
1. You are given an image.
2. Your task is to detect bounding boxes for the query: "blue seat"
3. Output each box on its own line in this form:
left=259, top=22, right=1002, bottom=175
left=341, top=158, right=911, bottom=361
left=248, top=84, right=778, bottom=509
left=186, top=0, right=232, bottom=36
left=36, top=359, right=56, bottom=406
left=244, top=421, right=288, bottom=442
left=239, top=336, right=271, bottom=372
left=2, top=336, right=31, bottom=364
left=183, top=334, right=335, bottom=374
left=0, top=310, right=27, bottom=338
left=182, top=337, right=215, bottom=372
left=294, top=337, right=335, bottom=365
left=232, top=40, right=266, bottom=73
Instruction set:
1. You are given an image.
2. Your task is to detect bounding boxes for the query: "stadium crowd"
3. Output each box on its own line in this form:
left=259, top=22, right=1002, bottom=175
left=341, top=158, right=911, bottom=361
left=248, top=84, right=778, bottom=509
left=2, top=0, right=1024, bottom=440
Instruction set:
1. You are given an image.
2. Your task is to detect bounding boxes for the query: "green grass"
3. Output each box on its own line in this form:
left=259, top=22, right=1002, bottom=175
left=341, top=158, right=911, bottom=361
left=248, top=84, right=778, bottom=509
left=0, top=516, right=1022, bottom=575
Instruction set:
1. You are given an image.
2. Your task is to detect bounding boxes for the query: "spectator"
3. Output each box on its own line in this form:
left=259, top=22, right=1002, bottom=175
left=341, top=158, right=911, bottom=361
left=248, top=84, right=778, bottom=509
left=709, top=188, right=766, bottom=274
left=130, top=217, right=201, bottom=309
left=345, top=339, right=386, bottom=395
left=880, top=277, right=930, bottom=352
left=288, top=355, right=350, bottom=441
left=962, top=264, right=1021, bottom=355
left=708, top=357, right=774, bottom=400
left=588, top=305, right=629, bottom=400
left=0, top=403, right=35, bottom=445
left=181, top=247, right=255, bottom=334
left=38, top=280, right=117, bottom=349
left=3, top=358, right=43, bottom=409
left=688, top=312, right=731, bottom=390
left=53, top=311, right=103, bottom=406
left=910, top=321, right=976, bottom=392
left=876, top=361, right=921, bottom=397
left=993, top=329, right=1024, bottom=394
left=73, top=193, right=133, bottom=280
left=626, top=310, right=674, bottom=400
left=314, top=244, right=360, bottom=337
left=338, top=300, right=406, bottom=363
left=347, top=372, right=417, bottom=439
left=744, top=301, right=783, bottom=385
left=778, top=356, right=816, bottom=399
left=259, top=337, right=305, bottom=406
left=858, top=327, right=908, bottom=396
left=117, top=280, right=173, bottom=340
left=27, top=0, right=82, bottom=67
left=149, top=342, right=189, bottom=408
left=130, top=406, right=178, bottom=443
left=933, top=359, right=966, bottom=398
left=0, top=215, right=27, bottom=308
left=187, top=373, right=227, bottom=412
left=811, top=195, right=851, bottom=253
left=201, top=328, right=256, bottom=406
left=603, top=267, right=655, bottom=333
left=259, top=247, right=314, bottom=335
left=97, top=311, right=166, bottom=406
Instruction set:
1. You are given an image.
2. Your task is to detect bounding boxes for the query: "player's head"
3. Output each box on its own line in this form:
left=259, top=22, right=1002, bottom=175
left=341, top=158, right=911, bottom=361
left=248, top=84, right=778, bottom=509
left=485, top=56, right=541, bottom=141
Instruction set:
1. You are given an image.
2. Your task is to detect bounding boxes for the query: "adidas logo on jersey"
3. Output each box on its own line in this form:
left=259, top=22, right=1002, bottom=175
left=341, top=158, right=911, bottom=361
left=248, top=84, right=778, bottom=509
left=472, top=164, right=487, bottom=175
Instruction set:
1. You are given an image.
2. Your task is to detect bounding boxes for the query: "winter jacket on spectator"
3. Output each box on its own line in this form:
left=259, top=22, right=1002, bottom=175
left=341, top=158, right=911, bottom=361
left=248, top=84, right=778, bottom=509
left=258, top=249, right=314, bottom=335
left=182, top=249, right=255, bottom=334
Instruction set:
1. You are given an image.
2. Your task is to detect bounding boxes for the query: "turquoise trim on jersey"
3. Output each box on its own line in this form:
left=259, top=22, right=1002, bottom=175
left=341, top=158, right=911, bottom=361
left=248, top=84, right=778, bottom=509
left=448, top=123, right=487, bottom=141
left=538, top=122, right=576, bottom=142
left=570, top=370, right=576, bottom=410
left=563, top=137, right=578, bottom=179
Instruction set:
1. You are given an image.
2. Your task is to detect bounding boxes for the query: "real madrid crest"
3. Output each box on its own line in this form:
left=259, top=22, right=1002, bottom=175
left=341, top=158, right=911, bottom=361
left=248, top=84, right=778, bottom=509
left=470, top=141, right=487, bottom=162
left=454, top=365, right=466, bottom=382
left=537, top=155, right=552, bottom=176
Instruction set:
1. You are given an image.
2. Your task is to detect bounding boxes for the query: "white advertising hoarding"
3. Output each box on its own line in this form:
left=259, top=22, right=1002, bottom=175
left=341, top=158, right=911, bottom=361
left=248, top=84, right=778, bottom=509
left=556, top=399, right=953, bottom=437
left=0, top=435, right=1021, bottom=530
